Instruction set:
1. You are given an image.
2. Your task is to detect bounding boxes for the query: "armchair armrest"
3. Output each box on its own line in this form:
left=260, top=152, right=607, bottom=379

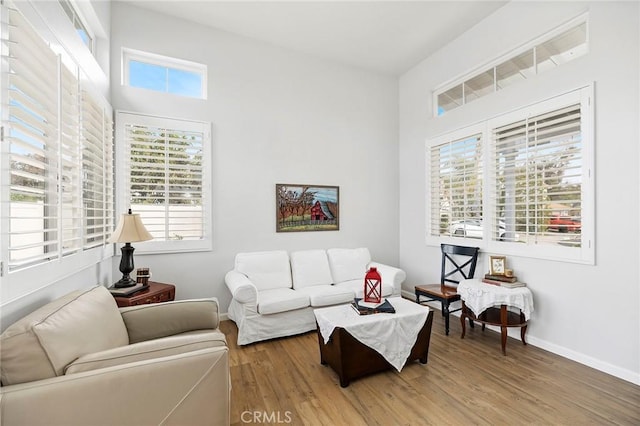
left=0, top=347, right=230, bottom=426
left=225, top=270, right=258, bottom=304
left=368, top=262, right=406, bottom=296
left=119, top=298, right=220, bottom=344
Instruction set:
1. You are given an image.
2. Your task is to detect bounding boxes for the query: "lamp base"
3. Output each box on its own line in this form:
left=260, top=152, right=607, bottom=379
left=113, top=276, right=137, bottom=288
left=108, top=282, right=148, bottom=297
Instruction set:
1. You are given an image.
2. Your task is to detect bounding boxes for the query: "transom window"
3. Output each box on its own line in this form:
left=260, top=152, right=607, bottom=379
left=122, top=48, right=207, bottom=99
left=58, top=0, right=93, bottom=52
left=435, top=15, right=588, bottom=116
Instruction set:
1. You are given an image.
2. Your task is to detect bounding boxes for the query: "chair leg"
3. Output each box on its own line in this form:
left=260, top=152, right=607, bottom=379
left=443, top=300, right=450, bottom=335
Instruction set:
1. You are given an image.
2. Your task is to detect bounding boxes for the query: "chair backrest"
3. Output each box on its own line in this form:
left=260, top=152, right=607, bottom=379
left=440, top=244, right=480, bottom=286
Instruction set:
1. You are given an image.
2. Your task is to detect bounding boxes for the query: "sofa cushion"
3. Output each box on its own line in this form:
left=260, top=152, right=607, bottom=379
left=327, top=248, right=372, bottom=283
left=0, top=286, right=128, bottom=385
left=235, top=250, right=292, bottom=291
left=257, top=288, right=309, bottom=315
left=336, top=279, right=394, bottom=299
left=296, top=285, right=355, bottom=307
left=290, top=249, right=333, bottom=289
left=64, top=330, right=227, bottom=375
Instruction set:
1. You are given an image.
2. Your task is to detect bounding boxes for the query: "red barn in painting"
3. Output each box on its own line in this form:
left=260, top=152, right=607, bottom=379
left=310, top=201, right=334, bottom=221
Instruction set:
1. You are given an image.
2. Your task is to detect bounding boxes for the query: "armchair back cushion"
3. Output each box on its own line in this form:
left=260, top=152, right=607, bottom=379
left=327, top=248, right=372, bottom=283
left=0, top=286, right=128, bottom=386
left=290, top=250, right=333, bottom=289
left=235, top=250, right=292, bottom=291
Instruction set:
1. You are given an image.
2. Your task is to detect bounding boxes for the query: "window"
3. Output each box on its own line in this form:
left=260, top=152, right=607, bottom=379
left=427, top=128, right=485, bottom=240
left=427, top=87, right=594, bottom=264
left=1, top=3, right=113, bottom=297
left=122, top=48, right=207, bottom=99
left=435, top=16, right=588, bottom=116
left=115, top=112, right=211, bottom=253
left=58, top=0, right=93, bottom=52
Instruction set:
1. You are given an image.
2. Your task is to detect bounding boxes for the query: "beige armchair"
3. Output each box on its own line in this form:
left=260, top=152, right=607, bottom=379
left=0, top=286, right=230, bottom=426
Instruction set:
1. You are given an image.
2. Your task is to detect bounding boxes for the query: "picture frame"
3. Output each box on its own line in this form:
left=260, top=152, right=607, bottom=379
left=276, top=184, right=339, bottom=232
left=489, top=255, right=506, bottom=276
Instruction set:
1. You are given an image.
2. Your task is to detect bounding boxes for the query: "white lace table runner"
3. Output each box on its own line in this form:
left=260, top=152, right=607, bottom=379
left=313, top=297, right=429, bottom=371
left=457, top=279, right=534, bottom=320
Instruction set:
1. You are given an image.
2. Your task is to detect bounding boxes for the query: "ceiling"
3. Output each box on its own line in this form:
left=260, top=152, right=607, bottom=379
left=122, top=1, right=507, bottom=76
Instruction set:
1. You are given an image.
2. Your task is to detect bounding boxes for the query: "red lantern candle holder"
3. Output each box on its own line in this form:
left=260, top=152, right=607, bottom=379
left=364, top=267, right=382, bottom=304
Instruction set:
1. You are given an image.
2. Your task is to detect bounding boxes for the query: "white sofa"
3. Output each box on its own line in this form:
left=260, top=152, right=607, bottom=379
left=225, top=248, right=406, bottom=345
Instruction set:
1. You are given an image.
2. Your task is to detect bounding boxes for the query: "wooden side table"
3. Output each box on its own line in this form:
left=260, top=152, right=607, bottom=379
left=457, top=279, right=534, bottom=356
left=112, top=281, right=176, bottom=307
left=461, top=303, right=527, bottom=356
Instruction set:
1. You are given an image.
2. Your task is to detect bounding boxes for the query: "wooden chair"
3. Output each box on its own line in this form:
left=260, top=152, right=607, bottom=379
left=415, top=244, right=480, bottom=335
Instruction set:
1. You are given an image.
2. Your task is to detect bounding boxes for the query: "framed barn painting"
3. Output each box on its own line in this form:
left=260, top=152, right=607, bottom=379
left=276, top=184, right=339, bottom=232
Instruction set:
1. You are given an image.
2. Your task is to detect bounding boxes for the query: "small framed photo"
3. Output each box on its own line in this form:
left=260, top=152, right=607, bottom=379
left=489, top=256, right=506, bottom=276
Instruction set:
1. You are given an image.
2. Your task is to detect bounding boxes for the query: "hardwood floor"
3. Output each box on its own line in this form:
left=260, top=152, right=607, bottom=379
left=219, top=310, right=640, bottom=425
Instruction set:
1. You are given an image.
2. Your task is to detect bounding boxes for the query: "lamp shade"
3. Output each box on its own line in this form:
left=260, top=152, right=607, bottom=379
left=108, top=210, right=153, bottom=243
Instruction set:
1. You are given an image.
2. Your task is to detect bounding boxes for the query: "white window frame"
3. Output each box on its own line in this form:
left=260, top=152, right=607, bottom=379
left=433, top=13, right=589, bottom=117
left=58, top=0, right=94, bottom=54
left=114, top=111, right=212, bottom=254
left=0, top=1, right=113, bottom=303
left=426, top=86, right=594, bottom=265
left=121, top=48, right=207, bottom=99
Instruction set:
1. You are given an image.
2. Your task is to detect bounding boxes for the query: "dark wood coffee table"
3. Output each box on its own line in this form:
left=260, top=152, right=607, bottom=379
left=315, top=299, right=434, bottom=387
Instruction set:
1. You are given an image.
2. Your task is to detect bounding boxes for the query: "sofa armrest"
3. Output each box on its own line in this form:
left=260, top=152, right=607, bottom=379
left=225, top=270, right=258, bottom=304
left=119, top=298, right=220, bottom=344
left=65, top=330, right=227, bottom=375
left=368, top=262, right=406, bottom=296
left=0, top=347, right=230, bottom=426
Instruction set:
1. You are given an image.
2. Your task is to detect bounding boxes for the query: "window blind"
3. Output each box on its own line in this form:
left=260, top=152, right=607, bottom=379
left=491, top=103, right=582, bottom=244
left=81, top=88, right=113, bottom=249
left=60, top=64, right=82, bottom=256
left=116, top=112, right=211, bottom=251
left=1, top=3, right=114, bottom=278
left=428, top=133, right=483, bottom=239
left=5, top=7, right=60, bottom=270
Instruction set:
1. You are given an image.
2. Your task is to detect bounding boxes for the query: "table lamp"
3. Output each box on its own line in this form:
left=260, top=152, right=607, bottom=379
left=108, top=209, right=153, bottom=288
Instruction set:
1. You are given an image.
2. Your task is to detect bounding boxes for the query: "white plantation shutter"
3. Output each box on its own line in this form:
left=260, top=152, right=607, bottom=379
left=116, top=112, right=211, bottom=253
left=487, top=87, right=593, bottom=263
left=1, top=3, right=114, bottom=294
left=492, top=104, right=583, bottom=241
left=60, top=65, right=82, bottom=256
left=4, top=6, right=60, bottom=269
left=81, top=87, right=113, bottom=248
left=103, top=110, right=114, bottom=243
left=427, top=128, right=483, bottom=240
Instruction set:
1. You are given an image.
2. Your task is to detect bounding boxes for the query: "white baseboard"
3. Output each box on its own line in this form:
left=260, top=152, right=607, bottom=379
left=220, top=312, right=229, bottom=321
left=402, top=289, right=640, bottom=385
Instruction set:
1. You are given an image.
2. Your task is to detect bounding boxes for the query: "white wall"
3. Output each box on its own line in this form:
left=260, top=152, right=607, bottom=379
left=399, top=1, right=639, bottom=384
left=109, top=4, right=399, bottom=311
